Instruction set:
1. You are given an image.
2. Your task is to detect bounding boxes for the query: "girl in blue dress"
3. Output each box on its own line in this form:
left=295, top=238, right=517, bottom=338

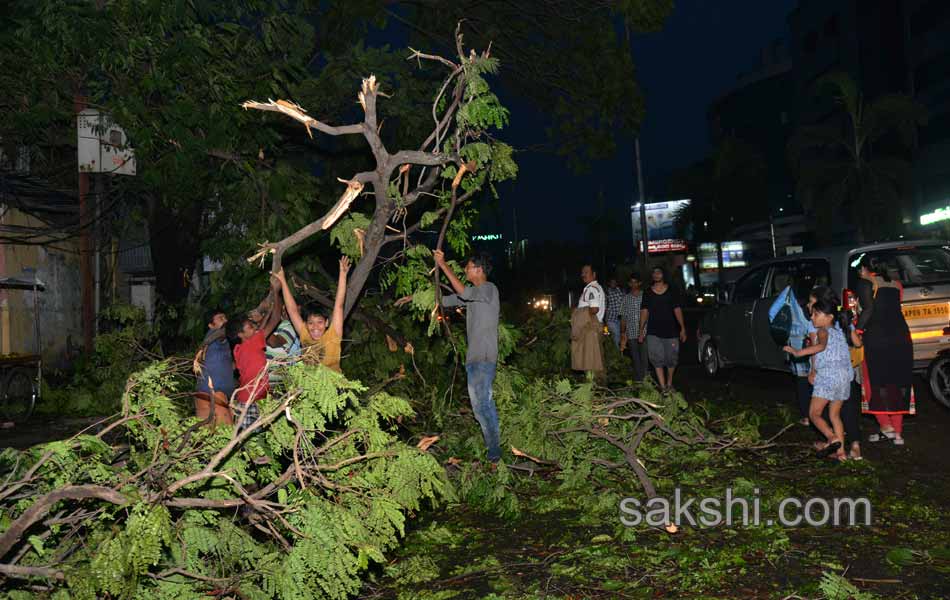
left=784, top=296, right=857, bottom=462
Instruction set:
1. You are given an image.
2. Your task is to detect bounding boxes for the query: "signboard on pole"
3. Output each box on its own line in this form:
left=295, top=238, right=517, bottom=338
left=631, top=199, right=691, bottom=253
left=77, top=109, right=136, bottom=176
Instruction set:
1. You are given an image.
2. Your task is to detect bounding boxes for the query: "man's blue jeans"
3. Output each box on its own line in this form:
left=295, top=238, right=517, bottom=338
left=465, top=361, right=501, bottom=462
left=606, top=318, right=622, bottom=349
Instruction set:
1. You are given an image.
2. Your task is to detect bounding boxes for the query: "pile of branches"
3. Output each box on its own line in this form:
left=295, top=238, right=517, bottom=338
left=449, top=369, right=790, bottom=519
left=0, top=360, right=450, bottom=599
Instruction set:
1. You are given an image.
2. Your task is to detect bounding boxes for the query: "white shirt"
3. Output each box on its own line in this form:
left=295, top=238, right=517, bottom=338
left=579, top=281, right=606, bottom=323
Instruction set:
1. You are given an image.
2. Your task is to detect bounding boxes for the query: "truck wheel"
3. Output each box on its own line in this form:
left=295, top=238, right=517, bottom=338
left=1, top=368, right=36, bottom=422
left=927, top=355, right=950, bottom=410
left=701, top=341, right=721, bottom=378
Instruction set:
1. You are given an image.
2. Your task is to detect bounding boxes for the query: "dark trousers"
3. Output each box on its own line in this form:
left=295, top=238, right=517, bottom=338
left=798, top=376, right=862, bottom=445
left=628, top=339, right=648, bottom=381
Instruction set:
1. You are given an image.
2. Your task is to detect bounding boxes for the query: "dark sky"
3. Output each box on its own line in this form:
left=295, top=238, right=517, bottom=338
left=485, top=0, right=799, bottom=246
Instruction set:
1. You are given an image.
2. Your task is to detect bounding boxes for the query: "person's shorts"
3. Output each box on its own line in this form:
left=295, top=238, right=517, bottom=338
left=647, top=335, right=680, bottom=368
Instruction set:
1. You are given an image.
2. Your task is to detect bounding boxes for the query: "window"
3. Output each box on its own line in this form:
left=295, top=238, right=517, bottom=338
left=768, top=259, right=832, bottom=299
left=733, top=267, right=768, bottom=303
left=849, top=246, right=950, bottom=289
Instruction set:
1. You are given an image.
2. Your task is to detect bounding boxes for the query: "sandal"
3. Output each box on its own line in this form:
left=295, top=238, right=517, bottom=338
left=868, top=430, right=896, bottom=443
left=816, top=440, right=842, bottom=458
left=892, top=435, right=905, bottom=446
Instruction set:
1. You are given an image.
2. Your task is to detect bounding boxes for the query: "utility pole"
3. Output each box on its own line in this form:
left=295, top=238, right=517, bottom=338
left=635, top=138, right=649, bottom=277
left=75, top=95, right=94, bottom=354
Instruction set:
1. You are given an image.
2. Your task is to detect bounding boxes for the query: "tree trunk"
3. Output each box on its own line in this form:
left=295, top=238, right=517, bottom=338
left=344, top=175, right=391, bottom=317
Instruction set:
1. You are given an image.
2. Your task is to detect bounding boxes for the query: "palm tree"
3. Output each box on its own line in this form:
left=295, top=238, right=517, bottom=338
left=787, top=72, right=927, bottom=244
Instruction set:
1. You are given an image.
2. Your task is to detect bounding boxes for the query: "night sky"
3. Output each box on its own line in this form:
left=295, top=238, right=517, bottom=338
left=485, top=0, right=799, bottom=246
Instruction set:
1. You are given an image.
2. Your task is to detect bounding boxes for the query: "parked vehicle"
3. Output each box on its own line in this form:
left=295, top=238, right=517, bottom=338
left=0, top=276, right=43, bottom=422
left=697, top=240, right=950, bottom=408
left=0, top=354, right=40, bottom=422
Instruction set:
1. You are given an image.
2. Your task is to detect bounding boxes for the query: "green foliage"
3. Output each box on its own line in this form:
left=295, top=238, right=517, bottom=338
left=330, top=213, right=372, bottom=259
left=818, top=571, right=879, bottom=600
left=0, top=360, right=451, bottom=599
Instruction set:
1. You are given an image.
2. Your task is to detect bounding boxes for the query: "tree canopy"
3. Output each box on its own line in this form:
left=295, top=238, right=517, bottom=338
left=787, top=72, right=927, bottom=243
left=0, top=0, right=671, bottom=332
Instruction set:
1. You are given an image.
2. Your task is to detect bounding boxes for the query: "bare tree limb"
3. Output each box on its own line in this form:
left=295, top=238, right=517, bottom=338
left=0, top=486, right=129, bottom=560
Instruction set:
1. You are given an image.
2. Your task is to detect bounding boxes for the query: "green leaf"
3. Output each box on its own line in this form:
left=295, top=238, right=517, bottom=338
left=28, top=534, right=45, bottom=556
left=885, top=547, right=916, bottom=567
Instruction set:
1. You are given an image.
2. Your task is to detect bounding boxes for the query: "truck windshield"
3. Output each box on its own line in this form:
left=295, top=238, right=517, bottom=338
left=850, top=246, right=950, bottom=287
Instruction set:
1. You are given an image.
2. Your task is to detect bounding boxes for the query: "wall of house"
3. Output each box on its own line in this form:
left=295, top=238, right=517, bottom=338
left=0, top=207, right=82, bottom=367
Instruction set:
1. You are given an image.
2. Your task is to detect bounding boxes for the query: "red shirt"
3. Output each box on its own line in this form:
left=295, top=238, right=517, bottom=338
left=233, top=330, right=268, bottom=404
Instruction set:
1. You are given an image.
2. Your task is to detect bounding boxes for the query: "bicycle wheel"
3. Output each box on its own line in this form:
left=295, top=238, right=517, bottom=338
left=1, top=367, right=36, bottom=422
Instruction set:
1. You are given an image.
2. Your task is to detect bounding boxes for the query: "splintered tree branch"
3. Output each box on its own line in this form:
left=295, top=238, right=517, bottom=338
left=240, top=99, right=364, bottom=138
left=246, top=177, right=368, bottom=272
left=238, top=24, right=497, bottom=323
left=241, top=71, right=459, bottom=280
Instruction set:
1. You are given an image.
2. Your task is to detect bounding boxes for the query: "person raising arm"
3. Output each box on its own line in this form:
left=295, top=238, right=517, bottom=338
left=274, top=256, right=350, bottom=372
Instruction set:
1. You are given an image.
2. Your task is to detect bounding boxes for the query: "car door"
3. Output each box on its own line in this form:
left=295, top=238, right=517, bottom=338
left=755, top=259, right=832, bottom=370
left=718, top=265, right=769, bottom=365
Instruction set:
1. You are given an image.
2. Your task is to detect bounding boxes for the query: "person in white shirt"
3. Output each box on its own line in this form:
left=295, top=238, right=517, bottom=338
left=571, top=264, right=606, bottom=379
left=578, top=264, right=605, bottom=322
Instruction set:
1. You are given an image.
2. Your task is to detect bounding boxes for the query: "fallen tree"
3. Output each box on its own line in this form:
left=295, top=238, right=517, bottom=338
left=0, top=360, right=450, bottom=599
left=445, top=364, right=790, bottom=522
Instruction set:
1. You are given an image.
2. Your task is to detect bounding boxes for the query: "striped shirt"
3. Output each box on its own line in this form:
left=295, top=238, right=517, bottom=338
left=619, top=291, right=643, bottom=336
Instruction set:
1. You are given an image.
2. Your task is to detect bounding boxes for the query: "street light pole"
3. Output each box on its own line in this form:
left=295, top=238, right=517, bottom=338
left=635, top=138, right=649, bottom=277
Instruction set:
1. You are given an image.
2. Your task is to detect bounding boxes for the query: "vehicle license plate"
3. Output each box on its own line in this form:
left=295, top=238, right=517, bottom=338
left=902, top=302, right=949, bottom=320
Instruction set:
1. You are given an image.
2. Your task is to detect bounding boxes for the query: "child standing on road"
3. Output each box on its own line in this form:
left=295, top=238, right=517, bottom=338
left=784, top=296, right=856, bottom=462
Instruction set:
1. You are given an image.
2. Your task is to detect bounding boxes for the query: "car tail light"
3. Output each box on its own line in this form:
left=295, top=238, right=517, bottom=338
left=843, top=288, right=858, bottom=321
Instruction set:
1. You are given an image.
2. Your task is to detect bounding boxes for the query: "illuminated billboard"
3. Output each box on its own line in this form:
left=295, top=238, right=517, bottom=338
left=699, top=241, right=749, bottom=269
left=631, top=199, right=691, bottom=253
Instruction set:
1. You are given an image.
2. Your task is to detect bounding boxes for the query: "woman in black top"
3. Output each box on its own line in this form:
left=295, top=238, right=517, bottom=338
left=854, top=255, right=914, bottom=445
left=638, top=267, right=687, bottom=394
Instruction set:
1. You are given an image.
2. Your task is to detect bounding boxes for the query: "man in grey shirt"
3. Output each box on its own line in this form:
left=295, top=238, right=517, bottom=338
left=435, top=248, right=501, bottom=463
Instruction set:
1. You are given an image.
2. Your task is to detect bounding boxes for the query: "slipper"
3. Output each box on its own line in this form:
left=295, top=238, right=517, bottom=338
left=816, top=441, right=842, bottom=458
left=893, top=436, right=905, bottom=446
